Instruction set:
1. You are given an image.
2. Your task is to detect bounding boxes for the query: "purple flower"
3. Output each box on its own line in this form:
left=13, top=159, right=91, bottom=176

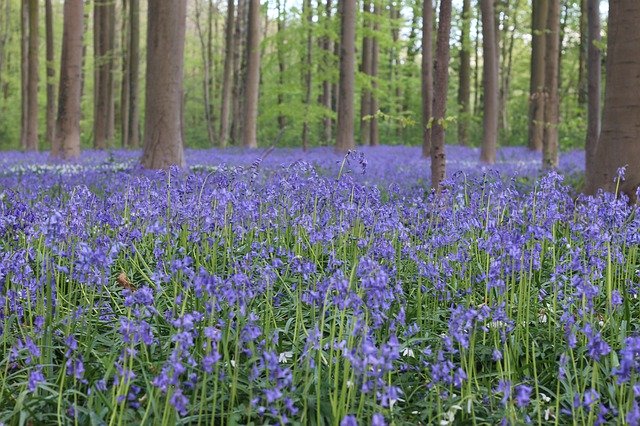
left=514, top=384, right=532, bottom=408
left=371, top=413, right=386, bottom=426
left=170, top=388, right=189, bottom=416
left=28, top=367, right=45, bottom=392
left=340, top=415, right=358, bottom=426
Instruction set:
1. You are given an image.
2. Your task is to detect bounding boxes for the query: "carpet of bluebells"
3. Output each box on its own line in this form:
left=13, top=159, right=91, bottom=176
left=1, top=146, right=640, bottom=425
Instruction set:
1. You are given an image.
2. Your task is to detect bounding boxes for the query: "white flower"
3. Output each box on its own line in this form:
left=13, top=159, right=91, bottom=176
left=278, top=351, right=293, bottom=363
left=402, top=347, right=415, bottom=358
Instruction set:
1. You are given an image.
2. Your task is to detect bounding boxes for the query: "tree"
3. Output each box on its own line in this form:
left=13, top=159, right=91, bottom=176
left=336, top=0, right=356, bottom=152
left=52, top=0, right=84, bottom=160
left=360, top=0, right=372, bottom=145
left=141, top=0, right=187, bottom=169
left=195, top=0, right=216, bottom=146
left=301, top=0, right=313, bottom=150
left=369, top=0, right=380, bottom=147
left=45, top=0, right=55, bottom=148
left=430, top=0, right=452, bottom=191
left=242, top=0, right=261, bottom=149
left=219, top=0, right=235, bottom=147
left=231, top=0, right=247, bottom=144
left=542, top=0, right=559, bottom=169
left=420, top=0, right=433, bottom=157
left=93, top=0, right=116, bottom=149
left=319, top=0, right=333, bottom=144
left=21, top=0, right=39, bottom=152
left=584, top=0, right=600, bottom=187
left=527, top=0, right=547, bottom=152
left=457, top=0, right=471, bottom=146
left=586, top=1, right=640, bottom=200
left=120, top=0, right=140, bottom=148
left=480, top=0, right=498, bottom=164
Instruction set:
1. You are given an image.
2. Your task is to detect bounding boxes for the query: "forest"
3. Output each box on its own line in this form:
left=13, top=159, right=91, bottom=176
left=2, top=0, right=640, bottom=425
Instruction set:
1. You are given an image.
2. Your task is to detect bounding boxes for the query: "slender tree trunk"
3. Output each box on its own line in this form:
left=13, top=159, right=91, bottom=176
left=53, top=0, right=84, bottom=160
left=22, top=0, right=39, bottom=151
left=127, top=0, right=140, bottom=147
left=389, top=1, right=402, bottom=140
left=302, top=0, right=313, bottom=150
left=369, top=1, right=380, bottom=147
left=232, top=0, right=247, bottom=144
left=527, top=0, right=547, bottom=152
left=319, top=0, right=333, bottom=144
left=473, top=12, right=481, bottom=116
left=121, top=0, right=130, bottom=147
left=587, top=1, right=640, bottom=200
left=94, top=0, right=116, bottom=149
left=195, top=0, right=216, bottom=146
left=20, top=1, right=28, bottom=150
left=219, top=0, right=235, bottom=147
left=242, top=0, right=261, bottom=149
left=45, top=0, right=56, bottom=148
left=480, top=0, right=498, bottom=164
left=335, top=0, right=356, bottom=152
left=420, top=0, right=433, bottom=157
left=499, top=0, right=520, bottom=134
left=275, top=0, right=286, bottom=132
left=141, top=0, right=187, bottom=169
left=542, top=0, right=560, bottom=169
left=360, top=0, right=372, bottom=145
left=457, top=0, right=471, bottom=146
left=0, top=0, right=9, bottom=84
left=584, top=0, right=600, bottom=188
left=431, top=0, right=452, bottom=191
left=578, top=0, right=588, bottom=106
left=80, top=8, right=89, bottom=102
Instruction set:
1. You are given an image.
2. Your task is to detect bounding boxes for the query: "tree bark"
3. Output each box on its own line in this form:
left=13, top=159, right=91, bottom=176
left=219, top=0, right=235, bottom=147
left=527, top=0, right=547, bottom=152
left=473, top=12, right=481, bottom=116
left=195, top=0, right=216, bottom=146
left=335, top=0, right=356, bottom=152
left=93, top=0, right=116, bottom=149
left=542, top=0, right=560, bottom=169
left=45, top=0, right=56, bottom=148
left=587, top=1, right=640, bottom=200
left=360, top=0, right=372, bottom=146
left=577, top=0, right=588, bottom=106
left=431, top=0, right=452, bottom=192
left=480, top=0, right=498, bottom=164
left=369, top=1, right=380, bottom=147
left=52, top=0, right=84, bottom=160
left=302, top=0, right=313, bottom=151
left=127, top=0, right=140, bottom=147
left=584, top=0, right=600, bottom=189
left=231, top=0, right=247, bottom=144
left=141, top=0, right=187, bottom=169
left=22, top=0, right=39, bottom=152
left=242, top=0, right=261, bottom=149
left=20, top=1, right=28, bottom=151
left=121, top=0, right=130, bottom=148
left=320, top=0, right=333, bottom=144
left=457, top=0, right=471, bottom=146
left=420, top=0, right=433, bottom=157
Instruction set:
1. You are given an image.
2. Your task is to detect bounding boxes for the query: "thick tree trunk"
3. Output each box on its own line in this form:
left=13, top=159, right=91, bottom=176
left=52, top=0, right=84, bottom=160
left=360, top=0, right=372, bottom=145
left=369, top=1, right=379, bottom=147
left=431, top=0, right=452, bottom=192
left=242, top=0, right=261, bottom=149
left=301, top=0, right=313, bottom=151
left=420, top=0, right=433, bottom=157
left=141, top=0, right=187, bottom=169
left=527, top=0, right=547, bottom=152
left=584, top=0, right=600, bottom=189
left=335, top=0, right=356, bottom=152
left=219, top=0, right=235, bottom=147
left=587, top=1, right=640, bottom=200
left=480, top=0, right=498, bottom=164
left=542, top=0, right=560, bottom=169
left=127, top=0, right=140, bottom=147
left=457, top=0, right=471, bottom=146
left=22, top=0, right=39, bottom=152
left=93, top=0, right=116, bottom=149
left=45, top=0, right=56, bottom=148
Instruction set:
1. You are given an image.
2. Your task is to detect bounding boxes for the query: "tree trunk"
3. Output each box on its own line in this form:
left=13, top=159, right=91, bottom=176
left=301, top=0, right=313, bottom=151
left=587, top=1, right=640, bottom=200
left=473, top=12, right=481, bottom=116
left=542, top=0, right=560, bottom=169
left=231, top=0, right=247, bottom=144
left=45, top=0, right=56, bottom=148
left=360, top=0, right=372, bottom=146
left=127, top=0, right=140, bottom=147
left=195, top=0, right=216, bottom=146
left=431, top=0, right=452, bottom=192
left=52, top=0, right=84, bottom=160
left=499, top=0, right=520, bottom=134
left=20, top=1, right=28, bottom=151
left=242, top=0, right=261, bottom=149
left=584, top=0, right=600, bottom=189
left=420, top=0, right=433, bottom=157
left=320, top=0, right=333, bottom=144
left=80, top=8, right=89, bottom=103
left=335, top=0, right=356, bottom=152
left=457, top=0, right=471, bottom=146
left=480, top=0, right=498, bottom=164
left=141, top=0, right=187, bottom=169
left=22, top=0, right=39, bottom=152
left=369, top=1, right=379, bottom=147
left=121, top=0, right=130, bottom=147
left=0, top=0, right=9, bottom=86
left=577, top=0, right=588, bottom=106
left=527, top=0, right=547, bottom=152
left=93, top=0, right=116, bottom=149
left=219, top=0, right=235, bottom=147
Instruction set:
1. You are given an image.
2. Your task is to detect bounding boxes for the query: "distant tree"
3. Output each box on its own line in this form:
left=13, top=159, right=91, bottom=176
left=480, top=0, right=498, bottom=164
left=52, top=0, right=84, bottom=160
left=457, top=0, right=471, bottom=146
left=242, top=0, right=261, bottom=149
left=360, top=0, right=372, bottom=145
left=336, top=0, right=356, bottom=152
left=121, top=0, right=140, bottom=148
left=431, top=0, right=452, bottom=191
left=231, top=0, right=247, bottom=144
left=195, top=0, right=216, bottom=146
left=219, top=0, right=235, bottom=147
left=584, top=0, right=600, bottom=187
left=141, top=0, right=187, bottom=169
left=319, top=0, right=333, bottom=144
left=301, top=0, right=313, bottom=150
left=420, top=0, right=433, bottom=157
left=527, top=0, right=547, bottom=152
left=45, top=0, right=56, bottom=148
left=542, top=0, right=559, bottom=169
left=369, top=1, right=380, bottom=147
left=21, top=0, right=38, bottom=152
left=587, top=1, right=640, bottom=200
left=93, top=0, right=116, bottom=149
left=577, top=0, right=588, bottom=106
